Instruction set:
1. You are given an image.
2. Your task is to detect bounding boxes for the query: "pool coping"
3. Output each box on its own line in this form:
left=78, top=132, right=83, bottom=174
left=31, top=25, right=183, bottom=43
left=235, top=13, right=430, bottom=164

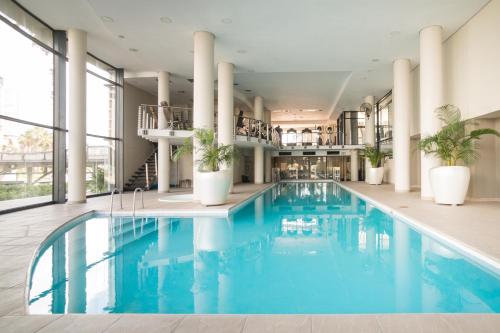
left=335, top=181, right=500, bottom=276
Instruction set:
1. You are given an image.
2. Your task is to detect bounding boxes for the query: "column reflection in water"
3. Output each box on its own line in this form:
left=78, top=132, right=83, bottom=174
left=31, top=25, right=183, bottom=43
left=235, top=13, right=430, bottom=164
left=67, top=222, right=87, bottom=313
left=193, top=216, right=233, bottom=313
left=394, top=220, right=411, bottom=311
left=51, top=237, right=66, bottom=313
left=157, top=217, right=171, bottom=313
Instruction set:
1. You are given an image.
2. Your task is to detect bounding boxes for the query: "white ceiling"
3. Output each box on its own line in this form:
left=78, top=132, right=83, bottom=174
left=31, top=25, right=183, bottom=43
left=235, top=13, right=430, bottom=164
left=19, top=0, right=489, bottom=121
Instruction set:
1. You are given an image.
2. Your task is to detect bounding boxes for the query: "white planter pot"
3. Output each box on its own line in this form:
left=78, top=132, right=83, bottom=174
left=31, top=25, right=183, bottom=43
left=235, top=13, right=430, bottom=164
left=198, top=169, right=231, bottom=206
left=367, top=167, right=384, bottom=185
left=430, top=166, right=470, bottom=205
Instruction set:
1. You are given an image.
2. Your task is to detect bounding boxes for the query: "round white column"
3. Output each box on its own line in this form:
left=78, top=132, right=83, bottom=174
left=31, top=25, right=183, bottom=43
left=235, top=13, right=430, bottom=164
left=350, top=150, right=359, bottom=181
left=363, top=95, right=375, bottom=183
left=193, top=31, right=215, bottom=200
left=393, top=59, right=412, bottom=193
left=158, top=71, right=170, bottom=193
left=254, top=96, right=264, bottom=184
left=217, top=62, right=234, bottom=192
left=67, top=29, right=87, bottom=203
left=420, top=26, right=443, bottom=199
left=264, top=150, right=272, bottom=183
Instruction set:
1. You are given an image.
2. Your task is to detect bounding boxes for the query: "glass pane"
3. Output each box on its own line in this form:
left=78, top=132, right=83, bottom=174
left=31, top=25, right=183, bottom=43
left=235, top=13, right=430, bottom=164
left=0, top=119, right=53, bottom=210
left=86, top=73, right=116, bottom=137
left=0, top=0, right=53, bottom=47
left=86, top=136, right=115, bottom=195
left=0, top=21, right=54, bottom=126
left=87, top=55, right=116, bottom=82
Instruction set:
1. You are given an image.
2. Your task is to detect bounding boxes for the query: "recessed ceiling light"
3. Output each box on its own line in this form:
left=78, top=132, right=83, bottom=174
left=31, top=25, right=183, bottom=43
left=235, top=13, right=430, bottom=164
left=129, top=48, right=139, bottom=52
left=221, top=18, right=232, bottom=24
left=160, top=17, right=172, bottom=23
left=367, top=69, right=373, bottom=73
left=245, top=89, right=252, bottom=93
left=237, top=49, right=247, bottom=54
left=233, top=83, right=239, bottom=86
left=361, top=76, right=368, bottom=80
left=189, top=50, right=194, bottom=54
left=101, top=16, right=114, bottom=23
left=118, top=35, right=125, bottom=39
left=248, top=69, right=255, bottom=73
left=177, top=90, right=185, bottom=94
left=371, top=58, right=380, bottom=63
left=389, top=30, right=401, bottom=37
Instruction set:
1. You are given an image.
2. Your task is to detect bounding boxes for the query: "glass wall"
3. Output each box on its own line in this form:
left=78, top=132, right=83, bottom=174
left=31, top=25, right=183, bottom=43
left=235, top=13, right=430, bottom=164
left=275, top=156, right=350, bottom=181
left=0, top=2, right=58, bottom=211
left=376, top=93, right=393, bottom=144
left=0, top=0, right=123, bottom=212
left=85, top=55, right=120, bottom=195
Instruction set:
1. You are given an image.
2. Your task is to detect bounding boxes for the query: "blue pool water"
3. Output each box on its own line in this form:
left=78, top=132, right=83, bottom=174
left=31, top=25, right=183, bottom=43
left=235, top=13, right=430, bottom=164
left=28, top=183, right=500, bottom=314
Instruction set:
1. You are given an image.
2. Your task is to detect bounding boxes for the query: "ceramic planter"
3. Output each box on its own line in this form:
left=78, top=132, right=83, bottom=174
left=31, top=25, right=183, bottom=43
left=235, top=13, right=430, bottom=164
left=430, top=166, right=470, bottom=205
left=198, top=169, right=231, bottom=206
left=367, top=167, right=384, bottom=185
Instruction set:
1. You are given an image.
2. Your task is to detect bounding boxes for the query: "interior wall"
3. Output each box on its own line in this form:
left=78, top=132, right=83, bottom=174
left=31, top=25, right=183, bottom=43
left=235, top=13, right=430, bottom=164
left=123, top=83, right=156, bottom=183
left=405, top=0, right=500, bottom=198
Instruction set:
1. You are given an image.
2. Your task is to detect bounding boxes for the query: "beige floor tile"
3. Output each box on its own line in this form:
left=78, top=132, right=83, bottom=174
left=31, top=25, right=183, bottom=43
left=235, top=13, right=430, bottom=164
left=36, top=314, right=121, bottom=333
left=376, top=314, right=452, bottom=333
left=439, top=314, right=500, bottom=333
left=174, top=315, right=246, bottom=333
left=0, top=315, right=61, bottom=333
left=312, top=315, right=381, bottom=333
left=0, top=287, right=25, bottom=316
left=243, top=315, right=311, bottom=333
left=103, top=314, right=184, bottom=333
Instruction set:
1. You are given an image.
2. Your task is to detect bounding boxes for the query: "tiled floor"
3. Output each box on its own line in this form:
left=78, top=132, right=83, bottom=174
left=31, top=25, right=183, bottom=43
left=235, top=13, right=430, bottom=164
left=0, top=181, right=499, bottom=332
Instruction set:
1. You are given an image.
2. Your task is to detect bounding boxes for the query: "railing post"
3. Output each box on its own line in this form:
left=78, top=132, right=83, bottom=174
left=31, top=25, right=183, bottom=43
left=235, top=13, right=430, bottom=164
left=145, top=162, right=149, bottom=189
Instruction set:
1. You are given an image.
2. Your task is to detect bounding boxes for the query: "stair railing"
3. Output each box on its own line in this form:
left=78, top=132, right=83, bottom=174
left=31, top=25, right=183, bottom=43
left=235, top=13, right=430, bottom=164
left=109, top=188, right=123, bottom=216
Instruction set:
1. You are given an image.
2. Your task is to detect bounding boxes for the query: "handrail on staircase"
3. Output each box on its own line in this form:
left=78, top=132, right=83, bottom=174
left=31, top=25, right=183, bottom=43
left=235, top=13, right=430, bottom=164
left=132, top=187, right=145, bottom=217
left=109, top=188, right=122, bottom=216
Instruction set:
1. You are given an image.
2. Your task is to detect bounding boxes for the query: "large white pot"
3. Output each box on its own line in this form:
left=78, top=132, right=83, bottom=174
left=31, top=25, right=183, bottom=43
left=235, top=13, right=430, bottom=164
left=198, top=169, right=231, bottom=206
left=367, top=167, right=384, bottom=185
left=430, top=166, right=470, bottom=205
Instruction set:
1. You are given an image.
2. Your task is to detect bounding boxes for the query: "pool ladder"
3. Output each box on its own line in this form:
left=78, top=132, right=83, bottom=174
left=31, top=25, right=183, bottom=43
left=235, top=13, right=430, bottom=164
left=132, top=187, right=145, bottom=217
left=109, top=188, right=123, bottom=216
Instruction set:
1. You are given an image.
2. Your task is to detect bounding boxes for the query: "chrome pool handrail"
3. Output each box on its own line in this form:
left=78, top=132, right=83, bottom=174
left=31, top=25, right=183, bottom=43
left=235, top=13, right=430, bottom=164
left=109, top=188, right=123, bottom=216
left=132, top=187, right=145, bottom=217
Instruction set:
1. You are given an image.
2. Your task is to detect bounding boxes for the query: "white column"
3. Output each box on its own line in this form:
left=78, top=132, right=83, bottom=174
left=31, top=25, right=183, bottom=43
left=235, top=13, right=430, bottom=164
left=393, top=59, right=412, bottom=192
left=193, top=31, right=215, bottom=200
left=217, top=62, right=234, bottom=192
left=254, top=96, right=264, bottom=184
left=67, top=29, right=87, bottom=203
left=420, top=26, right=443, bottom=199
left=363, top=95, right=375, bottom=183
left=350, top=150, right=359, bottom=181
left=264, top=150, right=272, bottom=183
left=158, top=71, right=170, bottom=193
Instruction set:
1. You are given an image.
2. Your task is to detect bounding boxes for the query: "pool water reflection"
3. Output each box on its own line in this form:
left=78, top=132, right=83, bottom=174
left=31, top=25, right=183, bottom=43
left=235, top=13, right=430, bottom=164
left=28, top=182, right=500, bottom=314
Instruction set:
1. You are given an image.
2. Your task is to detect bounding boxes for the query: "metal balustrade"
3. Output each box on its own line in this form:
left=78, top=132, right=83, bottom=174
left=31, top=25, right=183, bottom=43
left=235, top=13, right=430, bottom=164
left=138, top=104, right=193, bottom=131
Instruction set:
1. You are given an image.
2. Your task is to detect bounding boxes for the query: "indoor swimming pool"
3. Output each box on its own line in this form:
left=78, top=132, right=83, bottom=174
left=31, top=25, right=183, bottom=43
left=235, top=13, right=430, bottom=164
left=28, top=182, right=500, bottom=314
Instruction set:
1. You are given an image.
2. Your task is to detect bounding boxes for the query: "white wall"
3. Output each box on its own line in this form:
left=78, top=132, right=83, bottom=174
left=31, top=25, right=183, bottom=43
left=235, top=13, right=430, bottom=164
left=406, top=0, right=500, bottom=198
left=123, top=83, right=156, bottom=183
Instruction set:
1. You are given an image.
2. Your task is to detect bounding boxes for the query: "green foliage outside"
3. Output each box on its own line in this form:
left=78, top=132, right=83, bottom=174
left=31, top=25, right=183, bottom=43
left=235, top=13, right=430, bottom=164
left=0, top=183, right=52, bottom=201
left=418, top=105, right=500, bottom=166
left=86, top=166, right=108, bottom=194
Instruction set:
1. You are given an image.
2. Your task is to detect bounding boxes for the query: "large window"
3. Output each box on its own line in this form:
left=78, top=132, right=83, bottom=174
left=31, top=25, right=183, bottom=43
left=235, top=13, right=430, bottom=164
left=0, top=0, right=123, bottom=213
left=376, top=93, right=393, bottom=144
left=85, top=55, right=121, bottom=195
left=0, top=2, right=59, bottom=211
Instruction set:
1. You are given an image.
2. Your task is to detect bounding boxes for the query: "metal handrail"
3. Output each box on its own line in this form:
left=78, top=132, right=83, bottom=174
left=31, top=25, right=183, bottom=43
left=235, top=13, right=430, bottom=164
left=132, top=188, right=145, bottom=217
left=109, top=188, right=122, bottom=216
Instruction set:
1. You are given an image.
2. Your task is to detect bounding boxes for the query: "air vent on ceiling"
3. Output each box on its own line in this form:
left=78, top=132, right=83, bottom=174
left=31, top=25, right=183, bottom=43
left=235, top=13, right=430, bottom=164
left=303, top=151, right=315, bottom=156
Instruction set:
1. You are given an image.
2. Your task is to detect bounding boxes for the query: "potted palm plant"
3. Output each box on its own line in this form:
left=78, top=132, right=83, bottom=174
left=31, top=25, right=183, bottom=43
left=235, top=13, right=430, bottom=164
left=418, top=105, right=500, bottom=205
left=173, top=128, right=237, bottom=206
left=363, top=145, right=386, bottom=185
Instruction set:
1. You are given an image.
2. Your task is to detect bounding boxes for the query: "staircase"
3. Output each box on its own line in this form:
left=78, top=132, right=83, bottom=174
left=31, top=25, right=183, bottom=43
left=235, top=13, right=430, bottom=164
left=125, top=149, right=158, bottom=191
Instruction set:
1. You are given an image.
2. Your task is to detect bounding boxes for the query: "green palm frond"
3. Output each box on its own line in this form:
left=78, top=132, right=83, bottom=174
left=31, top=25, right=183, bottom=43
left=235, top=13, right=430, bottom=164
left=362, top=145, right=386, bottom=168
left=418, top=105, right=500, bottom=166
left=173, top=128, right=238, bottom=172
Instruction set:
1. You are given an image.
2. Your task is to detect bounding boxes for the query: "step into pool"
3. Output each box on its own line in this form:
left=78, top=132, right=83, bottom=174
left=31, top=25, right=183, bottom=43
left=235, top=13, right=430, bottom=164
left=28, top=182, right=500, bottom=314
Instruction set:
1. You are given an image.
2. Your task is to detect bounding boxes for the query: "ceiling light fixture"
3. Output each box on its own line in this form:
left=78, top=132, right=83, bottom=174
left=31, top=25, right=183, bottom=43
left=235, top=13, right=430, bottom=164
left=129, top=48, right=139, bottom=52
left=177, top=90, right=185, bottom=94
left=245, top=89, right=252, bottom=93
left=101, top=16, right=114, bottom=23
left=237, top=49, right=247, bottom=54
left=389, top=30, right=401, bottom=37
left=118, top=35, right=125, bottom=39
left=221, top=18, right=232, bottom=24
left=160, top=17, right=172, bottom=23
left=371, top=58, right=380, bottom=63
